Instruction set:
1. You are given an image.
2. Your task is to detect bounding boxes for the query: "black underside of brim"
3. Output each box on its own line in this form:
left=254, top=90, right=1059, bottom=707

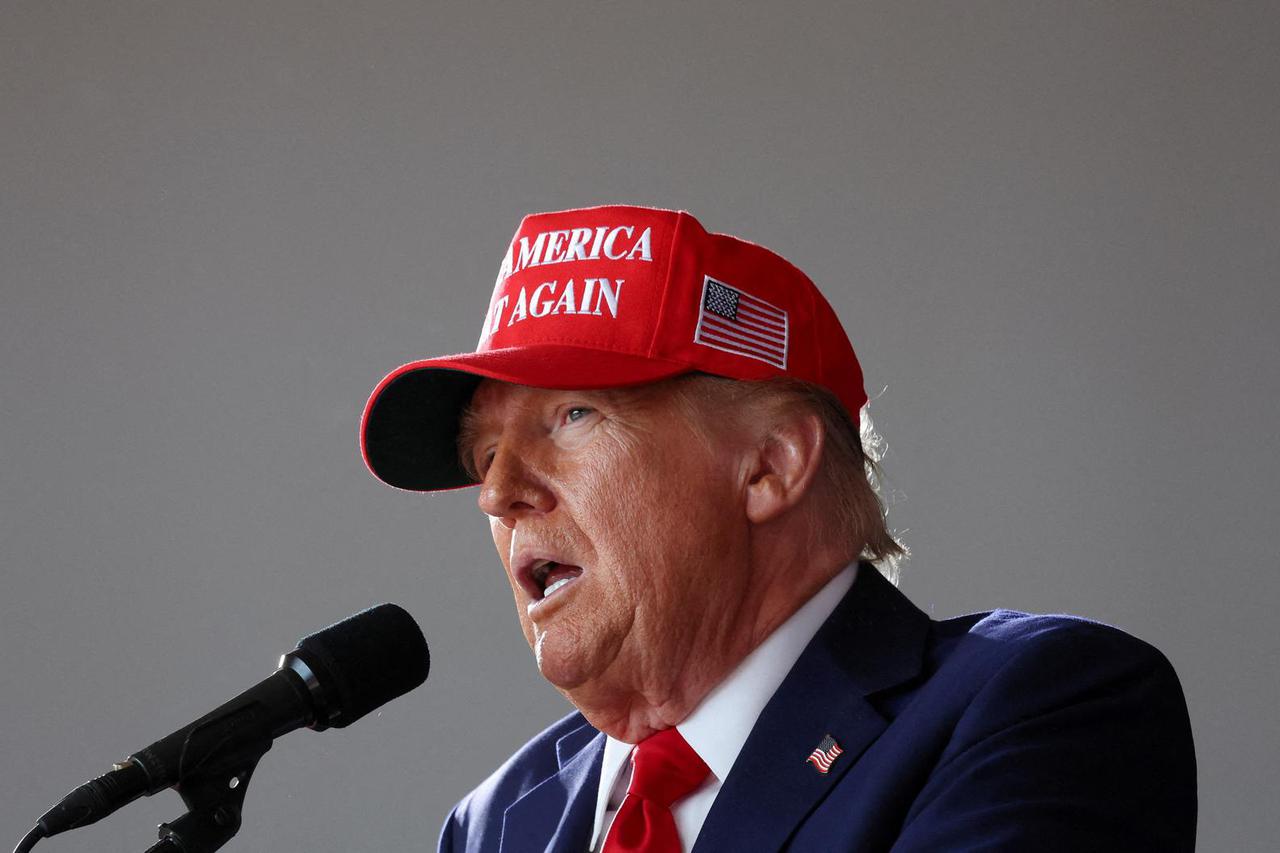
left=365, top=368, right=484, bottom=491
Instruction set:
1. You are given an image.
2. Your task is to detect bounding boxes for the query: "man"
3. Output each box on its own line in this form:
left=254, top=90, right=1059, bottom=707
left=361, top=206, right=1196, bottom=851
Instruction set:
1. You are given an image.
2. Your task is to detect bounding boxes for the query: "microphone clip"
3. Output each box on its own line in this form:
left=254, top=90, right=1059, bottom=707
left=142, top=735, right=272, bottom=853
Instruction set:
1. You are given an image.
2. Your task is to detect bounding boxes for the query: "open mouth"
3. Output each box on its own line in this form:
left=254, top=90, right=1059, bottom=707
left=531, top=559, right=584, bottom=600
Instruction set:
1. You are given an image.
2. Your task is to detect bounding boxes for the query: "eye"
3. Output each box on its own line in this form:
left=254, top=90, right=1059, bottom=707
left=563, top=406, right=593, bottom=425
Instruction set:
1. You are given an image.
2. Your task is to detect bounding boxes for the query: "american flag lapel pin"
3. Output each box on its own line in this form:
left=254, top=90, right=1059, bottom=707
left=806, top=734, right=844, bottom=775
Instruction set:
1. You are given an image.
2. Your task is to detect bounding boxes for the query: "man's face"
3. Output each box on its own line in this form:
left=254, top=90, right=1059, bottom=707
left=459, top=378, right=754, bottom=701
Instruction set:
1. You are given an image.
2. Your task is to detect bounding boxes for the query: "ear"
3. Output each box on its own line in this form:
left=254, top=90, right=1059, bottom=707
left=744, top=411, right=826, bottom=525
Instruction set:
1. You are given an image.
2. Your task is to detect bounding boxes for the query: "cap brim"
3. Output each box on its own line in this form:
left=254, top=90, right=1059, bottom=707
left=360, top=345, right=691, bottom=491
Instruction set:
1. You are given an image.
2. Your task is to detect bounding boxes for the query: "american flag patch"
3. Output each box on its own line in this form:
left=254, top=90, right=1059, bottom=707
left=693, top=276, right=789, bottom=368
left=806, top=735, right=844, bottom=775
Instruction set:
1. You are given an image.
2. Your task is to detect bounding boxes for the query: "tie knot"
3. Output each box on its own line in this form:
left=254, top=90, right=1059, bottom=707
left=627, top=728, right=710, bottom=808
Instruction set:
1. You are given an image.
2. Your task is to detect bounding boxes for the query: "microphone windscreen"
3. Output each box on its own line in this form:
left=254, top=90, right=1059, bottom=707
left=294, top=603, right=430, bottom=727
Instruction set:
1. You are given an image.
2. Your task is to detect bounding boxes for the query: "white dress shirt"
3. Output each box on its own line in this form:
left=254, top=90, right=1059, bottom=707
left=588, top=563, right=858, bottom=851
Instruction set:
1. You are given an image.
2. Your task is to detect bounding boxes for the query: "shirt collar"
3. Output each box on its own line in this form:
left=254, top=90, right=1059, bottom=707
left=677, top=562, right=858, bottom=780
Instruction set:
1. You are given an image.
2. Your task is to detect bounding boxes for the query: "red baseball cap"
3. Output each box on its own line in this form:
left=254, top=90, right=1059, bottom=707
left=360, top=205, right=867, bottom=491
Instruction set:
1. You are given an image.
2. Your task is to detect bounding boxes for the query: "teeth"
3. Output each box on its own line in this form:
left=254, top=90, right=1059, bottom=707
left=543, top=577, right=574, bottom=598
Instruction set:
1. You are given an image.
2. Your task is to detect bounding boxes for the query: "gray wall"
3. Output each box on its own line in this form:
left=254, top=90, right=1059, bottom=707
left=3, top=2, right=1276, bottom=850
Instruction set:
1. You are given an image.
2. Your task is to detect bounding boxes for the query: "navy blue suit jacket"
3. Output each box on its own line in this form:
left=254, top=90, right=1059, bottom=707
left=439, top=564, right=1196, bottom=852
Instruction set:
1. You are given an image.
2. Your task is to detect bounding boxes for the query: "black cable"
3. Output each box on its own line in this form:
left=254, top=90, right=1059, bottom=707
left=12, top=826, right=43, bottom=853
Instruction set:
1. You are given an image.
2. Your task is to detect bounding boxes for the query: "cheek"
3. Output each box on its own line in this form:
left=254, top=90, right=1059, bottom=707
left=654, top=466, right=745, bottom=578
left=586, top=462, right=737, bottom=598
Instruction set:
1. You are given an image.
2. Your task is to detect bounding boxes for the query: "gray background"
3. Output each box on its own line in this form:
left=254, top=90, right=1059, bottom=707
left=3, top=1, right=1276, bottom=850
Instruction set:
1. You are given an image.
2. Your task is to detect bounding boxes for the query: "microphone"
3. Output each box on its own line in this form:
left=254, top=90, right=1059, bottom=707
left=29, top=603, right=429, bottom=844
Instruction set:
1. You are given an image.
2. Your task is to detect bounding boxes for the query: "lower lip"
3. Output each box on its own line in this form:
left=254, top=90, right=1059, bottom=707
left=526, top=574, right=582, bottom=619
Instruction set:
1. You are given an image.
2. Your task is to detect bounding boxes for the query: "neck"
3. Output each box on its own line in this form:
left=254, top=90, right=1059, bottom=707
left=567, top=515, right=855, bottom=743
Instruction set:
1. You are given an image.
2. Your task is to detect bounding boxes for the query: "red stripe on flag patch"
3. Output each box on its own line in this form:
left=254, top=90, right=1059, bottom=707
left=805, top=735, right=844, bottom=775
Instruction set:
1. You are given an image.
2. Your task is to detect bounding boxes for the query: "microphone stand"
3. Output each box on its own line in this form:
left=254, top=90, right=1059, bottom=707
left=140, top=736, right=271, bottom=853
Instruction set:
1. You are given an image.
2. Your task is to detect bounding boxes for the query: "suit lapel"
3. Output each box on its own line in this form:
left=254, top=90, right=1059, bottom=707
left=693, top=563, right=930, bottom=853
left=499, top=722, right=604, bottom=853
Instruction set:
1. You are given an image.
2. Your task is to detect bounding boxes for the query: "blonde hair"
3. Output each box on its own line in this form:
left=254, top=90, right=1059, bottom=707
left=670, top=374, right=908, bottom=583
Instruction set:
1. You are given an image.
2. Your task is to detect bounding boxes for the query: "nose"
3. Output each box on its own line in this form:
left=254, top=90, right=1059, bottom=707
left=476, top=442, right=556, bottom=528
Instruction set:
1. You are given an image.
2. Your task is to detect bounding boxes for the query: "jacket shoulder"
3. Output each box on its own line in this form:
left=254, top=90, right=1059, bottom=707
left=887, top=609, right=1197, bottom=850
left=940, top=608, right=1179, bottom=675
left=960, top=607, right=1167, bottom=648
left=926, top=608, right=1185, bottom=723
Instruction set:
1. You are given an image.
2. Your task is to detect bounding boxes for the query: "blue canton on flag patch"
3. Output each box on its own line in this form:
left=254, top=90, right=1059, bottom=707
left=694, top=276, right=789, bottom=368
left=704, top=280, right=741, bottom=319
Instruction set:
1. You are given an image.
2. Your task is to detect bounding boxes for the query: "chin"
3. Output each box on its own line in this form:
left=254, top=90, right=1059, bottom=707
left=533, top=631, right=593, bottom=690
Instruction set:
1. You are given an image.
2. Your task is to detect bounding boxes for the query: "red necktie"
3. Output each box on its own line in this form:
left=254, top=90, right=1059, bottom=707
left=602, top=727, right=711, bottom=853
